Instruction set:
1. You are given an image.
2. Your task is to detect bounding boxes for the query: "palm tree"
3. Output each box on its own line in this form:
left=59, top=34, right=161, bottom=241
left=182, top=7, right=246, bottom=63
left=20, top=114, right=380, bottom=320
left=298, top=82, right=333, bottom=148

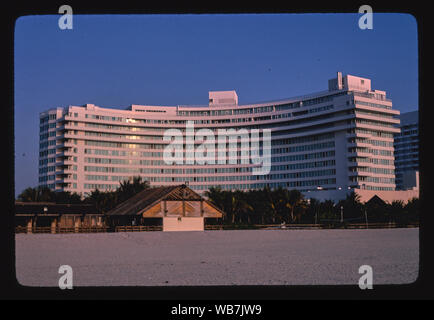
left=117, top=176, right=150, bottom=202
left=343, top=191, right=363, bottom=219
left=131, top=176, right=150, bottom=193
left=404, top=197, right=419, bottom=223
left=84, top=188, right=103, bottom=211
left=272, top=187, right=289, bottom=223
left=205, top=187, right=225, bottom=208
left=84, top=188, right=120, bottom=213
left=306, top=198, right=321, bottom=224
left=53, top=191, right=82, bottom=204
left=17, top=187, right=39, bottom=202
left=210, top=190, right=253, bottom=224
left=245, top=189, right=270, bottom=224
left=321, top=200, right=336, bottom=219
left=17, top=186, right=56, bottom=202
left=205, top=187, right=227, bottom=221
left=231, top=191, right=253, bottom=224
left=264, top=186, right=279, bottom=223
left=389, top=200, right=404, bottom=224
left=228, top=192, right=240, bottom=224
left=285, top=189, right=306, bottom=223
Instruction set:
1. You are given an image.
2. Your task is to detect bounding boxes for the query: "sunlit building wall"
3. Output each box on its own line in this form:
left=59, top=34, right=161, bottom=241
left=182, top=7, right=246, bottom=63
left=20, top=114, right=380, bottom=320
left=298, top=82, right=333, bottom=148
left=38, top=72, right=399, bottom=198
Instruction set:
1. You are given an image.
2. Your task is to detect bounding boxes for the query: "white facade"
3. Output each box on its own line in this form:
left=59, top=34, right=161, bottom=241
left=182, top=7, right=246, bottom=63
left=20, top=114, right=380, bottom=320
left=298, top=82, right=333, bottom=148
left=39, top=72, right=399, bottom=199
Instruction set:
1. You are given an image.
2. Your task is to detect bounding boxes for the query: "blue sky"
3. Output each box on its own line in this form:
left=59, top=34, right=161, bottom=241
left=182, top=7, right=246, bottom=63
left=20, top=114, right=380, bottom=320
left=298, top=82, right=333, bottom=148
left=14, top=13, right=418, bottom=196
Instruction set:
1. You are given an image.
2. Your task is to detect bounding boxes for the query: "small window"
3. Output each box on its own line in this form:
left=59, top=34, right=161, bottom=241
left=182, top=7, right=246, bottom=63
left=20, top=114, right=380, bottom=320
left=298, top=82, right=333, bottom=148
left=361, top=79, right=365, bottom=84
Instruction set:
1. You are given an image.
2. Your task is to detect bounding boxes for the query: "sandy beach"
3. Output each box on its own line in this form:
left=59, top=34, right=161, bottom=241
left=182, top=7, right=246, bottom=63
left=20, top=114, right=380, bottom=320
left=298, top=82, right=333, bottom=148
left=15, top=228, right=419, bottom=287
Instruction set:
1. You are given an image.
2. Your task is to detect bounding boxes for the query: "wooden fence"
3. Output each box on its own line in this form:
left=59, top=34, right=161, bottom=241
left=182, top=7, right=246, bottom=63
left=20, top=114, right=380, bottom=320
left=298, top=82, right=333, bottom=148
left=115, top=226, right=162, bottom=232
left=205, top=222, right=419, bottom=230
left=16, top=222, right=419, bottom=234
left=15, top=226, right=109, bottom=234
left=344, top=222, right=419, bottom=229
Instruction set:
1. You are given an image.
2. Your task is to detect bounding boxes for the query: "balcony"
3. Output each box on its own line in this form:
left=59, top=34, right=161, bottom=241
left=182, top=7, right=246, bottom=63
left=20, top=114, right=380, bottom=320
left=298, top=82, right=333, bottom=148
left=355, top=122, right=400, bottom=133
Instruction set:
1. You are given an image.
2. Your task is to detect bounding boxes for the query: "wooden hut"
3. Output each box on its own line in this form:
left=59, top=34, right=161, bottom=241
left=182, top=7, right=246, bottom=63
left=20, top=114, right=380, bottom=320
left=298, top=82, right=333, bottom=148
left=105, top=185, right=223, bottom=231
left=15, top=202, right=104, bottom=233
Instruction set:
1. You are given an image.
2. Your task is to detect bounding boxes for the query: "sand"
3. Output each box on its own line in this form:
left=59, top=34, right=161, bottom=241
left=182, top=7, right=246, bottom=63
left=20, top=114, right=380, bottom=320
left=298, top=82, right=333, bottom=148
left=15, top=228, right=419, bottom=287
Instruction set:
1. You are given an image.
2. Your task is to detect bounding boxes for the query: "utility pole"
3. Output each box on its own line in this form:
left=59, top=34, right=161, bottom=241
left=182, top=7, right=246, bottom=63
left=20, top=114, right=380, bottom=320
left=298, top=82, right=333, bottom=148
left=365, top=208, right=368, bottom=229
left=340, top=206, right=344, bottom=223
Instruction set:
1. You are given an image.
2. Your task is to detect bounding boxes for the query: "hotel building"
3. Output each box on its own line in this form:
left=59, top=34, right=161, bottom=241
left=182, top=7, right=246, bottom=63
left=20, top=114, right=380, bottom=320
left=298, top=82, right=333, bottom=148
left=39, top=72, right=400, bottom=200
left=394, top=110, right=419, bottom=190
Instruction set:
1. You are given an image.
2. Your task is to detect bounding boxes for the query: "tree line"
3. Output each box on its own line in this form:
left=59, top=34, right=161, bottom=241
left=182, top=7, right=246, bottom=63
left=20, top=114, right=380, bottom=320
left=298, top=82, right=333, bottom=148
left=17, top=178, right=419, bottom=225
left=16, top=177, right=150, bottom=213
left=205, top=187, right=419, bottom=225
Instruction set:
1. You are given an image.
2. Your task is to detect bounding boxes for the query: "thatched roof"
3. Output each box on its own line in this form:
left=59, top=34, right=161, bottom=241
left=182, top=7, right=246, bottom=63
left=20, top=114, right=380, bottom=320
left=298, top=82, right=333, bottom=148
left=105, top=184, right=223, bottom=217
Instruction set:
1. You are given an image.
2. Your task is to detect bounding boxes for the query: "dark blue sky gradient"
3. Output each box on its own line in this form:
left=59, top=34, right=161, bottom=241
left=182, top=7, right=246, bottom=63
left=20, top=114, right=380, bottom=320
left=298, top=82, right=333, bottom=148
left=14, top=13, right=418, bottom=196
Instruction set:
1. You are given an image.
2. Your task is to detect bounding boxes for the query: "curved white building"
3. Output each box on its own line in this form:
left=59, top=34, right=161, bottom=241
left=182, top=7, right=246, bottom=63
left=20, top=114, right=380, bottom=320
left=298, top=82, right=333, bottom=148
left=39, top=72, right=400, bottom=199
